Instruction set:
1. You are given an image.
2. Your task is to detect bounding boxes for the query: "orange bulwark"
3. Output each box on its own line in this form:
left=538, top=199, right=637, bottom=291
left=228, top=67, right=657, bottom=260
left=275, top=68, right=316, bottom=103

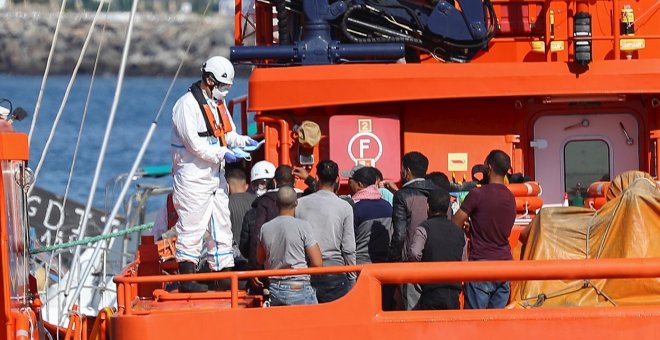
left=110, top=258, right=660, bottom=339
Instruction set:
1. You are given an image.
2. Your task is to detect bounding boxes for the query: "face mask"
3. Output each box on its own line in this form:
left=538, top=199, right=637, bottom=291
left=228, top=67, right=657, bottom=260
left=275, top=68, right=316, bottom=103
left=212, top=87, right=227, bottom=100
left=255, top=184, right=267, bottom=197
left=212, top=82, right=231, bottom=100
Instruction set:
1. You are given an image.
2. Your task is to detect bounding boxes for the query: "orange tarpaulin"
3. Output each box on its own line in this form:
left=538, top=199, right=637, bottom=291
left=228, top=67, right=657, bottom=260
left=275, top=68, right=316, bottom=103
left=510, top=171, right=660, bottom=308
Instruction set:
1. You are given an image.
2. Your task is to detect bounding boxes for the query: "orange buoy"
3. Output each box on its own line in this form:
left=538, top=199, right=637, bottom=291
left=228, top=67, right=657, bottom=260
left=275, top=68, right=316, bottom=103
left=584, top=196, right=607, bottom=210
left=587, top=181, right=610, bottom=197
left=507, top=182, right=542, bottom=196
left=15, top=311, right=30, bottom=340
left=515, top=196, right=544, bottom=212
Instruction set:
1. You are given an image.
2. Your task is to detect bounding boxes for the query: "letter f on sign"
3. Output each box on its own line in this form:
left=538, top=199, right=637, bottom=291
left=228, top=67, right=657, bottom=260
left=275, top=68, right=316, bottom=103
left=359, top=139, right=370, bottom=158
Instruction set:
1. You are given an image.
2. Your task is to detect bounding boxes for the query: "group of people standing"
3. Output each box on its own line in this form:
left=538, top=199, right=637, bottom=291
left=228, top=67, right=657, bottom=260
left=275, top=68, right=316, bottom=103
left=167, top=55, right=517, bottom=310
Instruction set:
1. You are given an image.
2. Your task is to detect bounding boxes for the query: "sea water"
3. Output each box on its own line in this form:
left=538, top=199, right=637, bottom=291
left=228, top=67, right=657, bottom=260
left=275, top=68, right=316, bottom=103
left=0, top=74, right=249, bottom=209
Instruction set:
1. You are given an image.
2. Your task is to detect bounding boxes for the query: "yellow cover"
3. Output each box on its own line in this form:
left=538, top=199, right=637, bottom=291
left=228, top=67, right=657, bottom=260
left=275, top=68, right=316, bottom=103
left=510, top=171, right=660, bottom=308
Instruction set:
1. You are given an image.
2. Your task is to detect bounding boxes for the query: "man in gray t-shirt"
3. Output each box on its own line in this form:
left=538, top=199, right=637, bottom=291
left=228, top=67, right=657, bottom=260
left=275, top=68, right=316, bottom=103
left=296, top=160, right=356, bottom=303
left=257, top=186, right=323, bottom=306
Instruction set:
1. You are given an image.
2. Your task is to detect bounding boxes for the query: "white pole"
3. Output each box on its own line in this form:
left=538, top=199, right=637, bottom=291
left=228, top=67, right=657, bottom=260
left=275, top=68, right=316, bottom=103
left=30, top=0, right=107, bottom=194
left=30, top=0, right=67, bottom=144
left=62, top=0, right=141, bottom=318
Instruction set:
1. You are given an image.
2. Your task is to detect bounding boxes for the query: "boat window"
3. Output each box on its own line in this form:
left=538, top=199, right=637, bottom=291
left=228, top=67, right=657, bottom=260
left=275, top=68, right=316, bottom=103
left=2, top=160, right=30, bottom=307
left=564, top=140, right=610, bottom=203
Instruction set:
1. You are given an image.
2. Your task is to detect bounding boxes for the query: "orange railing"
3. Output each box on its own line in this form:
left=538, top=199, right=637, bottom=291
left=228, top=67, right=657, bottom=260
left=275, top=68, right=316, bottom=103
left=114, top=257, right=660, bottom=315
left=228, top=95, right=250, bottom=136
left=254, top=115, right=293, bottom=165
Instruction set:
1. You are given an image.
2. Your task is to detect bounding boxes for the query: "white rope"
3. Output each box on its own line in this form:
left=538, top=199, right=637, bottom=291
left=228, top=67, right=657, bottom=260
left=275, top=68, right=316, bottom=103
left=29, top=0, right=108, bottom=195
left=29, top=0, right=67, bottom=144
left=43, top=0, right=113, bottom=309
left=62, top=0, right=142, bottom=321
left=63, top=0, right=215, bottom=319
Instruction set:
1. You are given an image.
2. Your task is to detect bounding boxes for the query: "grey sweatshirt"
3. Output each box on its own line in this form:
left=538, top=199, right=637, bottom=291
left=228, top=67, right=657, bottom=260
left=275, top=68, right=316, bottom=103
left=296, top=190, right=356, bottom=280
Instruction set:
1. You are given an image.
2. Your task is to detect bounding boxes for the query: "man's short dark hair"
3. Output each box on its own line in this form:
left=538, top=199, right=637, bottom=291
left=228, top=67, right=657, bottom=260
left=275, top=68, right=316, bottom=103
left=402, top=151, right=428, bottom=178
left=426, top=171, right=450, bottom=191
left=275, top=165, right=295, bottom=187
left=317, top=160, right=339, bottom=185
left=225, top=168, right=247, bottom=182
left=485, top=150, right=511, bottom=176
left=427, top=188, right=450, bottom=216
left=352, top=167, right=378, bottom=186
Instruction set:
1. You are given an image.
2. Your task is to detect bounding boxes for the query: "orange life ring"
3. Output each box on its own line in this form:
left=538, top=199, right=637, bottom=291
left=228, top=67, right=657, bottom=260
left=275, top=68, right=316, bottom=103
left=587, top=181, right=610, bottom=197
left=507, top=182, right=542, bottom=196
left=15, top=311, right=30, bottom=340
left=515, top=196, right=544, bottom=212
left=584, top=197, right=607, bottom=210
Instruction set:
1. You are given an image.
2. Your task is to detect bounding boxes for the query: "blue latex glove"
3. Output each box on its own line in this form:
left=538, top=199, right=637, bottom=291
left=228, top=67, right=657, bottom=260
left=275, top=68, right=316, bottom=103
left=224, top=150, right=240, bottom=163
left=231, top=147, right=252, bottom=161
left=246, top=137, right=259, bottom=147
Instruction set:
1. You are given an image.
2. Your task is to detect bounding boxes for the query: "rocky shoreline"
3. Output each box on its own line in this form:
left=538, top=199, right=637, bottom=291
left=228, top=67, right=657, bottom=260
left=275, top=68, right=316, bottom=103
left=0, top=11, right=238, bottom=76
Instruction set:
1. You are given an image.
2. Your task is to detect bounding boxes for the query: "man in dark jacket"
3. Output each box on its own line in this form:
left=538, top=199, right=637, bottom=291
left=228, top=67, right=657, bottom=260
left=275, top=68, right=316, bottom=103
left=388, top=151, right=438, bottom=310
left=407, top=188, right=465, bottom=310
left=240, top=165, right=297, bottom=271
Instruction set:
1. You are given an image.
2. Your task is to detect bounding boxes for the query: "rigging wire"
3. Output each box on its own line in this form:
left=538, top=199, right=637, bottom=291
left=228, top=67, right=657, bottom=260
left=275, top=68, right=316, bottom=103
left=62, top=0, right=217, bottom=321
left=29, top=0, right=67, bottom=144
left=29, top=0, right=111, bottom=195
left=61, top=0, right=142, bottom=321
left=41, top=0, right=113, bottom=329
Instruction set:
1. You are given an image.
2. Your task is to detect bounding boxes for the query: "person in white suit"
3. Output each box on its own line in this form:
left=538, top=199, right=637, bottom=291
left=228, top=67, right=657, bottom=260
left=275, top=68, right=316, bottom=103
left=171, top=56, right=258, bottom=292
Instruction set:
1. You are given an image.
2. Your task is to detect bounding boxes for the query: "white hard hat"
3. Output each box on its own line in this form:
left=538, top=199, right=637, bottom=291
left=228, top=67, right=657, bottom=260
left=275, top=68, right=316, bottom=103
left=251, top=161, right=276, bottom=181
left=201, top=56, right=234, bottom=85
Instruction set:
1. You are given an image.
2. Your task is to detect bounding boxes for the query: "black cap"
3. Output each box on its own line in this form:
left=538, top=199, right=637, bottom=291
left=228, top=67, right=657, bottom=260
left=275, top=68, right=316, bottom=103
left=351, top=167, right=377, bottom=186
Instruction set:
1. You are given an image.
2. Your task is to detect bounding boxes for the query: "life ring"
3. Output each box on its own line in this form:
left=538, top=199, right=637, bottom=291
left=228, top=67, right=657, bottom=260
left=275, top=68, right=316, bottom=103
left=507, top=182, right=542, bottom=196
left=584, top=197, right=607, bottom=210
left=15, top=311, right=31, bottom=340
left=587, top=181, right=610, bottom=197
left=515, top=196, right=544, bottom=212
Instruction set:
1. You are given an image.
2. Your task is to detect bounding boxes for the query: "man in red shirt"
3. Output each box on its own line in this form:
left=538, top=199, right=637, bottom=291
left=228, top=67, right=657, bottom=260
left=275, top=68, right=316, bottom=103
left=452, top=150, right=516, bottom=309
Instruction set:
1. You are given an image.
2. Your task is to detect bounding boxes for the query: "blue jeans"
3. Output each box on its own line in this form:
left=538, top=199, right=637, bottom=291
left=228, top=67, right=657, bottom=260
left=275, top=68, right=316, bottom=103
left=464, top=281, right=510, bottom=309
left=269, top=281, right=318, bottom=306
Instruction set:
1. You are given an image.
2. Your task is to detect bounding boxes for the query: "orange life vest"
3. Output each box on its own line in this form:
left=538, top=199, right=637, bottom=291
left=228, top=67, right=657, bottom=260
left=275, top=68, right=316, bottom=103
left=189, top=81, right=233, bottom=146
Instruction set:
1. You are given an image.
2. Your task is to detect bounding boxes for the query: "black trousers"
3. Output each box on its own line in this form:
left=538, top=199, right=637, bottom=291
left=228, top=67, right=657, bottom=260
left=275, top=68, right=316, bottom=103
left=414, top=287, right=461, bottom=310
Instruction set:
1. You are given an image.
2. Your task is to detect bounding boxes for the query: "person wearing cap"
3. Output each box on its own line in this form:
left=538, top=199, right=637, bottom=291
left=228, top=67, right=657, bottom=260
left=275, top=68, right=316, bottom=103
left=345, top=166, right=393, bottom=265
left=249, top=160, right=276, bottom=197
left=170, top=56, right=259, bottom=292
left=241, top=165, right=299, bottom=272
left=296, top=160, right=356, bottom=303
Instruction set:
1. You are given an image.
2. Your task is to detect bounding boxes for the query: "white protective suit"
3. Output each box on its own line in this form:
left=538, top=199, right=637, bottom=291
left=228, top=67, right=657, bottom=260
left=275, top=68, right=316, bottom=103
left=171, top=88, right=250, bottom=271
